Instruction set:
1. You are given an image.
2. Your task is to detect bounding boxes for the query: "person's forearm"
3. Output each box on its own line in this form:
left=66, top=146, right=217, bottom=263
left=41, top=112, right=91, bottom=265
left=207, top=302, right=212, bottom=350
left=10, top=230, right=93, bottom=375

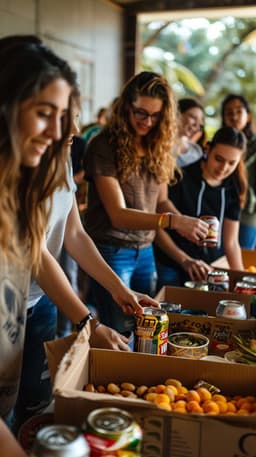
left=225, top=242, right=244, bottom=270
left=0, top=419, right=27, bottom=457
left=36, top=249, right=89, bottom=323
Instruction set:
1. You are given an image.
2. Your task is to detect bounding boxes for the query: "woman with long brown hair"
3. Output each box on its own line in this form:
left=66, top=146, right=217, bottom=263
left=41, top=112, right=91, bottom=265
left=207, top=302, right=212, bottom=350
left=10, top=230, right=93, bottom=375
left=84, top=71, right=208, bottom=336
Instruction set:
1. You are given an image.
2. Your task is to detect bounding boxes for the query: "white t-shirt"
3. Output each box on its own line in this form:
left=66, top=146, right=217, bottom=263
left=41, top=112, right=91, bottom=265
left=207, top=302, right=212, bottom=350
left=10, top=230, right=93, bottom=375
left=176, top=142, right=203, bottom=168
left=28, top=163, right=75, bottom=308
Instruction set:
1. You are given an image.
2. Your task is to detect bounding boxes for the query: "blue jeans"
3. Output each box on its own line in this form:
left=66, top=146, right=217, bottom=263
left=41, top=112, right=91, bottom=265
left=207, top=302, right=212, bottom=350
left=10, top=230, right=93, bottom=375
left=13, top=295, right=57, bottom=432
left=156, top=263, right=185, bottom=292
left=89, top=244, right=157, bottom=334
left=239, top=223, right=256, bottom=249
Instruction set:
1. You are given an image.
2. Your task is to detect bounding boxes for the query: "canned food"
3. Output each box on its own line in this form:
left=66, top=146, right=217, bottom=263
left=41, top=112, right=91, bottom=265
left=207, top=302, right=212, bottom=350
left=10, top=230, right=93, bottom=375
left=84, top=407, right=142, bottom=456
left=160, top=302, right=181, bottom=313
left=200, top=215, right=219, bottom=247
left=234, top=281, right=256, bottom=295
left=135, top=307, right=168, bottom=355
left=31, top=425, right=89, bottom=457
left=207, top=270, right=229, bottom=292
left=242, top=276, right=256, bottom=285
left=216, top=300, right=247, bottom=320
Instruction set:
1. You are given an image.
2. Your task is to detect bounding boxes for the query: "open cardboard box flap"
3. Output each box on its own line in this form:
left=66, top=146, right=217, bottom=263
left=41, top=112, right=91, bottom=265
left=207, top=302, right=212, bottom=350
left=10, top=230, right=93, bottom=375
left=45, top=323, right=256, bottom=457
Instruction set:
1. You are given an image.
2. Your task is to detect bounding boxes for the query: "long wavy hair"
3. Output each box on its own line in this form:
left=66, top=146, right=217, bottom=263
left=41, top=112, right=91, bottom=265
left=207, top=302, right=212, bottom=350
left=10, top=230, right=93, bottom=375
left=0, top=35, right=77, bottom=271
left=221, top=93, right=254, bottom=141
left=209, top=127, right=248, bottom=209
left=108, top=71, right=177, bottom=184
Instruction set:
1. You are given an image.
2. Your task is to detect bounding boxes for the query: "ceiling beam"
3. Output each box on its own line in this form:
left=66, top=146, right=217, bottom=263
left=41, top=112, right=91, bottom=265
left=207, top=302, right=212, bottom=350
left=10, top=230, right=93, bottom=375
left=112, top=0, right=256, bottom=14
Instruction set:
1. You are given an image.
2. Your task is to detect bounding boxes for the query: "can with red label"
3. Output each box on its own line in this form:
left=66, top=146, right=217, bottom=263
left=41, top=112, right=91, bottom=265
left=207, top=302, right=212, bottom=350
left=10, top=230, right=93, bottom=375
left=135, top=307, right=168, bottom=355
left=234, top=281, right=256, bottom=295
left=84, top=407, right=142, bottom=456
left=200, top=215, right=219, bottom=247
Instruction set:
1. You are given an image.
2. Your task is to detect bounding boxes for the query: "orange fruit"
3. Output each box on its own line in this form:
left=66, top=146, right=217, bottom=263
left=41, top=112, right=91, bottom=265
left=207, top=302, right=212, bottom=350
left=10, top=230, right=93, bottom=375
left=173, top=400, right=187, bottom=410
left=226, top=402, right=237, bottom=413
left=165, top=378, right=182, bottom=388
left=176, top=385, right=188, bottom=395
left=158, top=402, right=172, bottom=411
left=145, top=392, right=158, bottom=402
left=216, top=400, right=228, bottom=414
left=165, top=385, right=178, bottom=397
left=153, top=393, right=170, bottom=405
left=163, top=387, right=175, bottom=402
left=155, top=384, right=167, bottom=394
left=196, top=387, right=212, bottom=402
left=212, top=394, right=227, bottom=403
left=202, top=400, right=220, bottom=415
left=186, top=400, right=203, bottom=414
left=186, top=390, right=201, bottom=403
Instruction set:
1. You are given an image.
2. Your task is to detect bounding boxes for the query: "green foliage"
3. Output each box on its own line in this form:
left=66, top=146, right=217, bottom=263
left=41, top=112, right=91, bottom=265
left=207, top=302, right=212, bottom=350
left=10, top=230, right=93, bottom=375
left=139, top=17, right=256, bottom=129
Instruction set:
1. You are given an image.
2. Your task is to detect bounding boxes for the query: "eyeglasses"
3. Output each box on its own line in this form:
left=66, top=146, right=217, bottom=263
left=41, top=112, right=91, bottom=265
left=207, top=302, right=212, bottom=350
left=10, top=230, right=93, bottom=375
left=131, top=104, right=161, bottom=125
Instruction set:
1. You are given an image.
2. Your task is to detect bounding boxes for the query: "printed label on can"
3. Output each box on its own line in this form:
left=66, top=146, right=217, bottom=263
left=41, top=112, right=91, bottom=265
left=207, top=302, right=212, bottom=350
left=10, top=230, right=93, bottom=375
left=84, top=408, right=142, bottom=456
left=200, top=215, right=219, bottom=247
left=135, top=309, right=168, bottom=355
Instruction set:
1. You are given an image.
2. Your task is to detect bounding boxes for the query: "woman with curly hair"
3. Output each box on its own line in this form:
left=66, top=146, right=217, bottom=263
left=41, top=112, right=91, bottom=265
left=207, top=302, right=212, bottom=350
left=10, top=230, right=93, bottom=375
left=84, top=71, right=208, bottom=336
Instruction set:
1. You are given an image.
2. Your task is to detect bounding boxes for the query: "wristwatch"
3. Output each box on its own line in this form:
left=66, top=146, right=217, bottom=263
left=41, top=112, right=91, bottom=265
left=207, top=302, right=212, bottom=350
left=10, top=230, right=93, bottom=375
left=75, top=312, right=94, bottom=332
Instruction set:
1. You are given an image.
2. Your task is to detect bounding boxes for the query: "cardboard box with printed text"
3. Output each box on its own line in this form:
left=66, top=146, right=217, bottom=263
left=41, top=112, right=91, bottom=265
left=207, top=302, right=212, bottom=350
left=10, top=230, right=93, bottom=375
left=45, top=326, right=256, bottom=457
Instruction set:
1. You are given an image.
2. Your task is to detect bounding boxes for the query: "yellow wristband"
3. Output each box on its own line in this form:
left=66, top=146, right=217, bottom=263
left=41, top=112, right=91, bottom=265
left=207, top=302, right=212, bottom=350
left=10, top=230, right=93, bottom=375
left=158, top=212, right=169, bottom=228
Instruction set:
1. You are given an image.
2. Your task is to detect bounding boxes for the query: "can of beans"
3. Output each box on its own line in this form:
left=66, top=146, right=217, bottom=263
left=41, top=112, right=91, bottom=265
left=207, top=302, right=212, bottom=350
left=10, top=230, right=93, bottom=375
left=200, top=215, right=219, bottom=247
left=31, top=425, right=89, bottom=457
left=135, top=307, right=169, bottom=355
left=207, top=270, right=230, bottom=292
left=84, top=407, right=142, bottom=456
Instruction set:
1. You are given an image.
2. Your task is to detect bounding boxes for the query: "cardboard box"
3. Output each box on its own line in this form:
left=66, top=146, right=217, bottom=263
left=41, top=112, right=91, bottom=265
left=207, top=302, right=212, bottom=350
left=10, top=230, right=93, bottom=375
left=45, top=329, right=256, bottom=457
left=155, top=285, right=253, bottom=316
left=166, top=312, right=256, bottom=356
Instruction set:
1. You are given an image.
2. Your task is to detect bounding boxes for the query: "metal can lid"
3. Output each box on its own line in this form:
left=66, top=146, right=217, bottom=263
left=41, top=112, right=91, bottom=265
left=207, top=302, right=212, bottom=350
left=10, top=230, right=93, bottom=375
left=218, top=299, right=244, bottom=306
left=35, top=425, right=88, bottom=454
left=87, top=408, right=133, bottom=435
left=160, top=302, right=181, bottom=312
left=235, top=281, right=256, bottom=289
left=242, top=276, right=256, bottom=285
left=208, top=270, right=229, bottom=278
left=141, top=307, right=168, bottom=317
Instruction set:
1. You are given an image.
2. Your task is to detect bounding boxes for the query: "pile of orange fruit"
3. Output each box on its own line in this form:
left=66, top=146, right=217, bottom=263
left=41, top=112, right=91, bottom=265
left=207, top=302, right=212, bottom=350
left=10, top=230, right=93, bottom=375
left=84, top=378, right=256, bottom=416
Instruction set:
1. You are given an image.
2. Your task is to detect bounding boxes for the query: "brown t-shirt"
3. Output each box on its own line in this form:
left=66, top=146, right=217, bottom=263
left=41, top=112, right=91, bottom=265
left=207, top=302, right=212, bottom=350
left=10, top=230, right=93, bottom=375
left=84, top=130, right=160, bottom=248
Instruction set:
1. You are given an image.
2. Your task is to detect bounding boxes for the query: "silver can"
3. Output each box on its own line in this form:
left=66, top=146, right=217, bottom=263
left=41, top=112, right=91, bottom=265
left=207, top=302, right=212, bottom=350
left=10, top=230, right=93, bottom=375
left=216, top=300, right=247, bottom=320
left=207, top=270, right=229, bottom=292
left=31, top=425, right=89, bottom=457
left=160, top=302, right=181, bottom=313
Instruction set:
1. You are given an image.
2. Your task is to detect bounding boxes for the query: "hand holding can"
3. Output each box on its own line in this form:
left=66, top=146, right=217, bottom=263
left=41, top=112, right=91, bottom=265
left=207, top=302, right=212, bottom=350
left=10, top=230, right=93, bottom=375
left=199, top=215, right=219, bottom=247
